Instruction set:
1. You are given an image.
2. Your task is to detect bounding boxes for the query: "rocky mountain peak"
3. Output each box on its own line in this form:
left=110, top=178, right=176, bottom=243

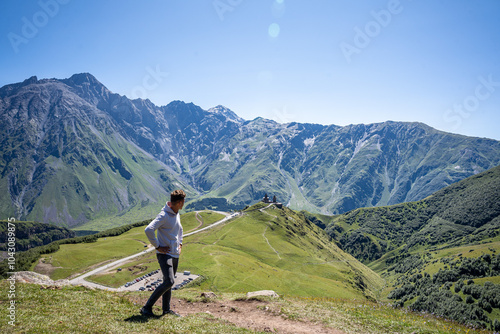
left=61, top=73, right=111, bottom=106
left=0, top=75, right=39, bottom=98
left=64, top=72, right=102, bottom=87
left=22, top=75, right=38, bottom=85
left=1, top=73, right=500, bottom=226
left=208, top=105, right=244, bottom=123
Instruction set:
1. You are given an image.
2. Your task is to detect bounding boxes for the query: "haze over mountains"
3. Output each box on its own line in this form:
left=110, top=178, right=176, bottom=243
left=1, top=73, right=500, bottom=227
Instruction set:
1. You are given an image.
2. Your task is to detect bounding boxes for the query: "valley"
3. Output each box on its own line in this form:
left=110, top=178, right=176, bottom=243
left=1, top=73, right=500, bottom=332
left=3, top=196, right=499, bottom=332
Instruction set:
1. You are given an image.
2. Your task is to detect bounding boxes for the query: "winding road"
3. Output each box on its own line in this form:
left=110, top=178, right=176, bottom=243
left=69, top=211, right=240, bottom=290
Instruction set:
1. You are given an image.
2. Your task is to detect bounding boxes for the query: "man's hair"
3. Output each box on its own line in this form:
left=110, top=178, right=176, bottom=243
left=170, top=189, right=186, bottom=203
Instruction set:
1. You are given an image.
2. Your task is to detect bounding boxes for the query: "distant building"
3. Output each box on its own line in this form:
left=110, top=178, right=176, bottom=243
left=262, top=193, right=271, bottom=203
left=262, top=194, right=281, bottom=208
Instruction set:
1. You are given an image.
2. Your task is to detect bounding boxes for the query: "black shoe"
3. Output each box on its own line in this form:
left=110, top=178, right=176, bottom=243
left=140, top=307, right=155, bottom=317
left=162, top=309, right=181, bottom=317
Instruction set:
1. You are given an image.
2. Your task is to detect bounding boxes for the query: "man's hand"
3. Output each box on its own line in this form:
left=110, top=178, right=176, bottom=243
left=179, top=243, right=182, bottom=254
left=156, top=246, right=171, bottom=254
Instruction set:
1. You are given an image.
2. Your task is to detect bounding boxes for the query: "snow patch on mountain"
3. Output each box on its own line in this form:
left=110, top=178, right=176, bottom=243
left=304, top=136, right=315, bottom=148
left=220, top=151, right=231, bottom=161
left=208, top=105, right=244, bottom=124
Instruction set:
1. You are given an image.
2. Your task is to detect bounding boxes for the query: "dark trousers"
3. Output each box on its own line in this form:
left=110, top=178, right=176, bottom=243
left=144, top=253, right=178, bottom=312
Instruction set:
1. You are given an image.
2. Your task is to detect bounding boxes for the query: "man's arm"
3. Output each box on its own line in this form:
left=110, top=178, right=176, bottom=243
left=145, top=212, right=171, bottom=253
left=144, top=222, right=160, bottom=248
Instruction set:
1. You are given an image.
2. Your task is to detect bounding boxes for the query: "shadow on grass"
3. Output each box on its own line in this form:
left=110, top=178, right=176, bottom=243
left=124, top=314, right=160, bottom=323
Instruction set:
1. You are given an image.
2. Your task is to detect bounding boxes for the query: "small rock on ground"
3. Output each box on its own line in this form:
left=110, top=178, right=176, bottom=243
left=200, top=291, right=218, bottom=299
left=246, top=290, right=279, bottom=298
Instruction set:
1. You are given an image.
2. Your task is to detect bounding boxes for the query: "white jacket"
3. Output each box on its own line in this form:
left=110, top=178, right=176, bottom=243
left=144, top=202, right=183, bottom=258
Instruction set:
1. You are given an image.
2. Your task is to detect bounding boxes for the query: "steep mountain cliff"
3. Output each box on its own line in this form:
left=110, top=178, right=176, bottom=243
left=0, top=75, right=193, bottom=226
left=1, top=73, right=499, bottom=226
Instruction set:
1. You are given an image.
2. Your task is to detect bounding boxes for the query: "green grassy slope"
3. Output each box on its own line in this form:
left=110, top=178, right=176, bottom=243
left=2, top=280, right=493, bottom=334
left=40, top=203, right=383, bottom=300
left=321, top=165, right=500, bottom=264
left=90, top=204, right=384, bottom=300
left=180, top=205, right=384, bottom=299
left=34, top=212, right=204, bottom=280
left=313, top=165, right=500, bottom=329
left=6, top=201, right=500, bottom=332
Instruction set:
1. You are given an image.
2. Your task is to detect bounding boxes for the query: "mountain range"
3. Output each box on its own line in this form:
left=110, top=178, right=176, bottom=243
left=306, top=164, right=500, bottom=265
left=3, top=166, right=499, bottom=329
left=1, top=73, right=500, bottom=227
left=305, top=164, right=500, bottom=328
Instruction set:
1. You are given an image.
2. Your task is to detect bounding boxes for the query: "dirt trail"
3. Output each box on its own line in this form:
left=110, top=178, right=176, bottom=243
left=129, top=295, right=345, bottom=334
left=68, top=212, right=240, bottom=289
left=263, top=226, right=282, bottom=260
left=186, top=211, right=204, bottom=233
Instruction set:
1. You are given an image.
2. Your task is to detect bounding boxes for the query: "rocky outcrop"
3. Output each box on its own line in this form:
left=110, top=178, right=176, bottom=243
left=13, top=271, right=70, bottom=287
left=246, top=290, right=279, bottom=299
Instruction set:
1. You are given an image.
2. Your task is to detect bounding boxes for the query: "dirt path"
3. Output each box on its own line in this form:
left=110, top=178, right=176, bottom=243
left=133, top=238, right=148, bottom=245
left=195, top=211, right=204, bottom=228
left=186, top=211, right=204, bottom=233
left=259, top=206, right=277, bottom=218
left=129, top=295, right=345, bottom=334
left=263, top=226, right=281, bottom=260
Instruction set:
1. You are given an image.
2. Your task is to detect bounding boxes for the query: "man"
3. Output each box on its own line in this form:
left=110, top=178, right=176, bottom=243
left=140, top=189, right=186, bottom=317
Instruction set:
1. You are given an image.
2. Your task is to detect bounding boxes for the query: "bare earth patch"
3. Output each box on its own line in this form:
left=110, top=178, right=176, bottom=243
left=33, top=258, right=63, bottom=276
left=129, top=295, right=345, bottom=334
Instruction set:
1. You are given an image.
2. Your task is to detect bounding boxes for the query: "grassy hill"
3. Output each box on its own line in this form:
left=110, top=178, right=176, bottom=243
left=26, top=203, right=383, bottom=300
left=307, top=165, right=500, bottom=329
left=2, top=280, right=495, bottom=334
left=31, top=211, right=221, bottom=280
left=3, top=204, right=500, bottom=332
left=176, top=204, right=383, bottom=299
left=85, top=204, right=383, bottom=300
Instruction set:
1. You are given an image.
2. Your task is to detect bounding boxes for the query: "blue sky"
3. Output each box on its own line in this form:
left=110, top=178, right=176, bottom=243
left=1, top=0, right=499, bottom=140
